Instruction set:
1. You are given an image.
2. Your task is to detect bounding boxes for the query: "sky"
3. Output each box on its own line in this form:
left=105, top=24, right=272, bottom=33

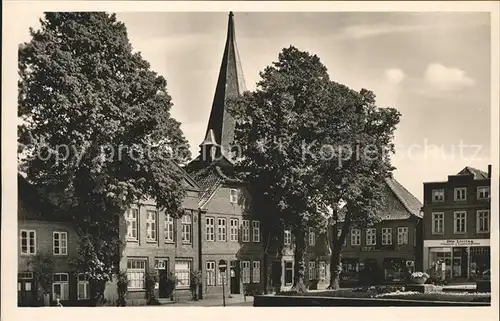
left=14, top=11, right=492, bottom=202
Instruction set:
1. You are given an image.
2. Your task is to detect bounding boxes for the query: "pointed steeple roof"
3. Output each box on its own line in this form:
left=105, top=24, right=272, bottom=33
left=199, top=129, right=218, bottom=147
left=205, top=11, right=246, bottom=150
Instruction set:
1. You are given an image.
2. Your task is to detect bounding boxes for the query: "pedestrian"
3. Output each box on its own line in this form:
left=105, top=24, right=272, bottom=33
left=56, top=298, right=63, bottom=307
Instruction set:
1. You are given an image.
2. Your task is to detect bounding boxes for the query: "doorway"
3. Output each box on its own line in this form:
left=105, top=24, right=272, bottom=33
left=156, top=259, right=169, bottom=299
left=230, top=260, right=240, bottom=294
left=18, top=272, right=35, bottom=306
left=271, top=261, right=282, bottom=287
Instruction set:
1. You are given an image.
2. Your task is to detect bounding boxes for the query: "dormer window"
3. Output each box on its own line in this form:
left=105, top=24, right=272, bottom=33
left=230, top=189, right=238, bottom=204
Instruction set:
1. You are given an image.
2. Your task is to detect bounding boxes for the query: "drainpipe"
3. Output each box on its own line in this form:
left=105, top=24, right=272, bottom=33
left=197, top=208, right=203, bottom=300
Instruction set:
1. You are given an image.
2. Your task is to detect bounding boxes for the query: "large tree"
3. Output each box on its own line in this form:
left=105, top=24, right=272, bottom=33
left=231, top=46, right=401, bottom=292
left=18, top=12, right=190, bottom=305
left=230, top=46, right=334, bottom=292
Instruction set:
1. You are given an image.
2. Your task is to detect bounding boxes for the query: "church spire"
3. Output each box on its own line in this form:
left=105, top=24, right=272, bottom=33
left=204, top=11, right=246, bottom=155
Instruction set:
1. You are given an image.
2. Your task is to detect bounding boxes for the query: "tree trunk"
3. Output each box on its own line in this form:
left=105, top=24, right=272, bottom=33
left=291, top=229, right=307, bottom=293
left=328, top=244, right=342, bottom=290
left=90, top=279, right=107, bottom=306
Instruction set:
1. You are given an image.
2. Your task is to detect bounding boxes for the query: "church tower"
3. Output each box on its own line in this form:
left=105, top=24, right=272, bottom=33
left=199, top=11, right=246, bottom=163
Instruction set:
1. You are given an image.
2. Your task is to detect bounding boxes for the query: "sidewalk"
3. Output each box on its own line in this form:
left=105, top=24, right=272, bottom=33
left=163, top=294, right=254, bottom=307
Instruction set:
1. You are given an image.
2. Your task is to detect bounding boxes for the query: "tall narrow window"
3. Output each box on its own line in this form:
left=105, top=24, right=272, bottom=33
left=126, top=209, right=138, bottom=241
left=284, top=230, right=292, bottom=246
left=381, top=228, right=392, bottom=245
left=477, top=210, right=490, bottom=233
left=308, top=261, right=316, bottom=280
left=319, top=261, right=326, bottom=280
left=432, top=212, right=444, bottom=234
left=309, top=228, right=316, bottom=246
left=146, top=210, right=157, bottom=241
left=77, top=274, right=90, bottom=300
left=206, top=261, right=216, bottom=286
left=20, top=230, right=36, bottom=255
left=397, top=227, right=409, bottom=245
left=252, top=261, right=261, bottom=283
left=454, top=187, right=467, bottom=201
left=242, top=220, right=250, bottom=242
left=164, top=214, right=174, bottom=242
left=241, top=261, right=251, bottom=284
left=252, top=221, right=260, bottom=243
left=127, top=259, right=146, bottom=289
left=175, top=260, right=191, bottom=289
left=454, top=211, right=466, bottom=233
left=366, top=228, right=376, bottom=245
left=53, top=232, right=68, bottom=255
left=229, top=218, right=239, bottom=241
left=218, top=218, right=227, bottom=242
left=206, top=217, right=215, bottom=241
left=182, top=214, right=192, bottom=243
left=52, top=273, right=69, bottom=300
left=351, top=229, right=361, bottom=246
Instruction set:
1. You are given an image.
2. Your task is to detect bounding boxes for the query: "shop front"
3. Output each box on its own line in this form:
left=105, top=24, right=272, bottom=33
left=423, top=239, right=490, bottom=281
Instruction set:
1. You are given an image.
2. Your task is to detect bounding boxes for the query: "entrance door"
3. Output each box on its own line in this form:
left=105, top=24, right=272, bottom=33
left=18, top=272, right=35, bottom=306
left=156, top=259, right=169, bottom=299
left=284, top=261, right=293, bottom=286
left=230, top=260, right=240, bottom=294
left=271, top=261, right=282, bottom=286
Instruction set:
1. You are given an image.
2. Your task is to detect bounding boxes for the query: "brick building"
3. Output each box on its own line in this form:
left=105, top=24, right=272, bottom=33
left=422, top=166, right=491, bottom=282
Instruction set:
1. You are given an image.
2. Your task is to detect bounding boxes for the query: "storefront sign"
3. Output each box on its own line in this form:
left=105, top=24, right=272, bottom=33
left=424, top=239, right=490, bottom=248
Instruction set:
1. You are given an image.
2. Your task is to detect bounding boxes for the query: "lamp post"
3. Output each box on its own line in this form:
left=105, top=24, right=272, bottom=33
left=218, top=260, right=227, bottom=307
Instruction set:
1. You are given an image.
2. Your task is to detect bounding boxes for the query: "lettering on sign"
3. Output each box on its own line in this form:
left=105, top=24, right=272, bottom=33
left=440, top=239, right=481, bottom=247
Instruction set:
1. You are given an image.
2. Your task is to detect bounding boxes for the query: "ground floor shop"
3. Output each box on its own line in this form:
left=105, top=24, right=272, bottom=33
left=340, top=253, right=416, bottom=285
left=423, top=239, right=490, bottom=281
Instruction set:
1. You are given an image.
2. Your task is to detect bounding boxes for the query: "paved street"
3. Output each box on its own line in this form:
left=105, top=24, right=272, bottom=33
left=165, top=294, right=254, bottom=307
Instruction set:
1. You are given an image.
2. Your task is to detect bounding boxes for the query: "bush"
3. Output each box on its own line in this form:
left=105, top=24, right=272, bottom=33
left=145, top=270, right=159, bottom=305
left=116, top=270, right=129, bottom=306
left=190, top=271, right=202, bottom=300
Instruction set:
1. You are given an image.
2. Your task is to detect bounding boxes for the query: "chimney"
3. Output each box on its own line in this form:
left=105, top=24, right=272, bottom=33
left=488, top=164, right=491, bottom=178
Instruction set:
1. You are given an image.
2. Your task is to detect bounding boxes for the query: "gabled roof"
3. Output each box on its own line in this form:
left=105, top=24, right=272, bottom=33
left=456, top=166, right=489, bottom=180
left=385, top=177, right=423, bottom=219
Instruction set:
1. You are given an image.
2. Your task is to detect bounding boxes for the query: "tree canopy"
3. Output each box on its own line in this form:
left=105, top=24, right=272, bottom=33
left=18, top=12, right=189, bottom=303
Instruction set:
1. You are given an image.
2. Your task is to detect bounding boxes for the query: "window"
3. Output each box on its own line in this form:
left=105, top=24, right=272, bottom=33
left=432, top=212, right=444, bottom=234
left=52, top=273, right=69, bottom=300
left=126, top=209, right=138, bottom=240
left=309, top=228, right=315, bottom=246
left=477, top=210, right=490, bottom=233
left=164, top=214, right=174, bottom=242
left=182, top=213, right=192, bottom=243
left=20, top=230, right=36, bottom=255
left=308, top=261, right=316, bottom=280
left=454, top=187, right=467, bottom=201
left=206, top=217, right=215, bottom=241
left=155, top=259, right=167, bottom=270
left=319, top=261, right=326, bottom=280
left=146, top=210, right=157, bottom=241
left=454, top=211, right=466, bottom=233
left=477, top=186, right=490, bottom=200
left=53, top=232, right=68, bottom=255
left=381, top=228, right=392, bottom=245
left=242, top=220, right=250, bottom=242
left=229, top=219, right=239, bottom=242
left=77, top=274, right=89, bottom=300
left=351, top=229, right=361, bottom=246
left=127, top=259, right=146, bottom=289
left=230, top=189, right=238, bottom=204
left=175, top=260, right=191, bottom=288
left=284, top=230, right=292, bottom=246
left=397, top=227, right=409, bottom=245
left=432, top=189, right=445, bottom=202
left=366, top=228, right=376, bottom=246
left=241, top=261, right=251, bottom=284
left=252, top=221, right=260, bottom=243
left=206, top=261, right=216, bottom=286
left=252, top=261, right=261, bottom=283
left=218, top=218, right=226, bottom=242
left=284, top=261, right=293, bottom=285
